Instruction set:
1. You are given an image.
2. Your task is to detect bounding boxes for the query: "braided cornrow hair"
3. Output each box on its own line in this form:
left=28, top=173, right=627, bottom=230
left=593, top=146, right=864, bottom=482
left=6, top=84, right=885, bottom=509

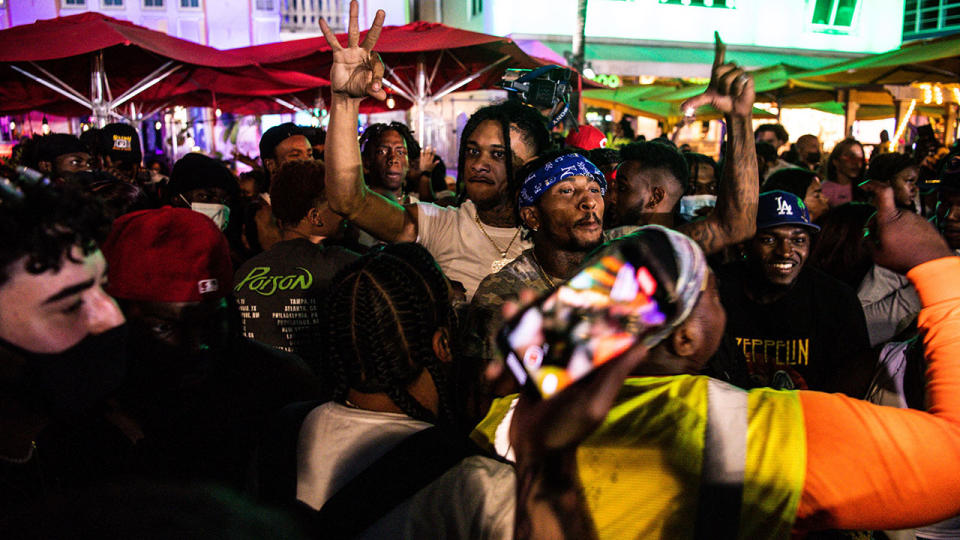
left=455, top=100, right=552, bottom=204
left=323, top=243, right=457, bottom=427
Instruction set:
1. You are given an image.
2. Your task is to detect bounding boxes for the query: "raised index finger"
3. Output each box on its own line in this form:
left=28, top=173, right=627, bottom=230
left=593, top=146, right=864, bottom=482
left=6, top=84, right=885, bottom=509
left=347, top=0, right=360, bottom=48
left=713, top=31, right=726, bottom=69
left=360, top=9, right=386, bottom=51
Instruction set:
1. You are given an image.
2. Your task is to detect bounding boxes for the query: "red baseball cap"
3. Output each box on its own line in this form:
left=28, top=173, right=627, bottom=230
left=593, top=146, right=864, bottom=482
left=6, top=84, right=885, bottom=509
left=102, top=207, right=233, bottom=303
left=565, top=125, right=608, bottom=151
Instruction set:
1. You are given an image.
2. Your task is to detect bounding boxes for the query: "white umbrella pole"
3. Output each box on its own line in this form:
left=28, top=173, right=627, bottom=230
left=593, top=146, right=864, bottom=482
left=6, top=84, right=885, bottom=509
left=91, top=50, right=110, bottom=127
left=417, top=53, right=427, bottom=147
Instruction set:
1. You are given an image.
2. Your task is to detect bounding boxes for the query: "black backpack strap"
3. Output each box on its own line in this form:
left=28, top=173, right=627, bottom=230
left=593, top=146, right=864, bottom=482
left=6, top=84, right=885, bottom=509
left=309, top=426, right=480, bottom=539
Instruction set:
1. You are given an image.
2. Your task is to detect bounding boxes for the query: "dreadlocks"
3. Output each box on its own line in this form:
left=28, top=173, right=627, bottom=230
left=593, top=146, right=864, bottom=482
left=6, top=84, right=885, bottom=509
left=456, top=100, right=552, bottom=204
left=323, top=243, right=457, bottom=428
left=359, top=122, right=420, bottom=165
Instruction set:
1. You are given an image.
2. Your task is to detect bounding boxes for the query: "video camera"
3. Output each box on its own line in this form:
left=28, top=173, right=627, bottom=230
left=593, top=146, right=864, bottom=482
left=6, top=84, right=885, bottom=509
left=0, top=167, right=52, bottom=204
left=500, top=66, right=574, bottom=128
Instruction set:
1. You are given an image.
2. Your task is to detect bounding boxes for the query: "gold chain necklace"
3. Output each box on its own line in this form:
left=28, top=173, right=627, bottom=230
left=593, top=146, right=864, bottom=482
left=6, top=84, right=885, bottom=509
left=475, top=214, right=521, bottom=273
left=530, top=249, right=559, bottom=289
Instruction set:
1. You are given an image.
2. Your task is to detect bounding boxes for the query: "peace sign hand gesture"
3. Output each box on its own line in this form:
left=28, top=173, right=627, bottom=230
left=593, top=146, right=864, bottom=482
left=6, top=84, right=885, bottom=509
left=319, top=0, right=387, bottom=101
left=681, top=32, right=755, bottom=119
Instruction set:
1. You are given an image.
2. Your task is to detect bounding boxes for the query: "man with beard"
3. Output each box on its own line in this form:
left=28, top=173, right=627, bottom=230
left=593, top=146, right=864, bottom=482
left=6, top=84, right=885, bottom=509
left=467, top=149, right=607, bottom=362
left=0, top=182, right=127, bottom=528
left=320, top=5, right=551, bottom=299
left=715, top=190, right=870, bottom=392
left=102, top=207, right=322, bottom=489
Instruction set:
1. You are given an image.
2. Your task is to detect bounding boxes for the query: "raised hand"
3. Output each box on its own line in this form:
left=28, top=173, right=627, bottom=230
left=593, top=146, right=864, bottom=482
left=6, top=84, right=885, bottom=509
left=861, top=180, right=953, bottom=274
left=680, top=32, right=754, bottom=119
left=319, top=0, right=387, bottom=101
left=419, top=146, right=438, bottom=173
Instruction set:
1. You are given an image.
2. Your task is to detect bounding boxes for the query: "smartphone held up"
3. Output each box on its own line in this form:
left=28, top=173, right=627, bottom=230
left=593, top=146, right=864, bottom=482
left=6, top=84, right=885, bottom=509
left=499, top=239, right=672, bottom=399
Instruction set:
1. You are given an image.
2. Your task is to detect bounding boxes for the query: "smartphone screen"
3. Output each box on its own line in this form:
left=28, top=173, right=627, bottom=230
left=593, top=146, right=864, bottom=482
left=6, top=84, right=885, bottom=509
left=498, top=240, right=669, bottom=398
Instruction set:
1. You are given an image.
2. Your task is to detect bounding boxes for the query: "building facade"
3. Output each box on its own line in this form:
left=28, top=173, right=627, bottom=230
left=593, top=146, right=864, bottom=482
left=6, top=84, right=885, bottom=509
left=903, top=0, right=960, bottom=41
left=0, top=0, right=407, bottom=47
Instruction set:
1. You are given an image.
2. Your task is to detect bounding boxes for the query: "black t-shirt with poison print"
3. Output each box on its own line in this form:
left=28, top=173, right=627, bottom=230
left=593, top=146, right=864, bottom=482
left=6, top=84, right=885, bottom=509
left=233, top=238, right=358, bottom=361
left=715, top=261, right=870, bottom=392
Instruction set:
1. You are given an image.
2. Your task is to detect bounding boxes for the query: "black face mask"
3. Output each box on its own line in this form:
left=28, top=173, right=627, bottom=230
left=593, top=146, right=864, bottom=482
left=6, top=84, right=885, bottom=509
left=2, top=325, right=128, bottom=421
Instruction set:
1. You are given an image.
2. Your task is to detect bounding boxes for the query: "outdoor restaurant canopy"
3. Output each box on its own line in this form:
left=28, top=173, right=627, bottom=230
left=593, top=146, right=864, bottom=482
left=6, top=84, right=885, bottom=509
left=648, top=64, right=837, bottom=105
left=790, top=33, right=960, bottom=86
left=0, top=12, right=327, bottom=122
left=582, top=84, right=775, bottom=122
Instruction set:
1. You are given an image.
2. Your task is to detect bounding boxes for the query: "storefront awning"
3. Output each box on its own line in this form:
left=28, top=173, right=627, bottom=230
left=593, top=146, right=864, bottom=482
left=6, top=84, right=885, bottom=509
left=530, top=38, right=862, bottom=78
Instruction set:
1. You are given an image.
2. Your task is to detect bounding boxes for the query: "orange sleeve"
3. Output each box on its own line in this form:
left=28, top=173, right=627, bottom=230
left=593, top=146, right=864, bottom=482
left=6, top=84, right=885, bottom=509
left=795, top=256, right=960, bottom=532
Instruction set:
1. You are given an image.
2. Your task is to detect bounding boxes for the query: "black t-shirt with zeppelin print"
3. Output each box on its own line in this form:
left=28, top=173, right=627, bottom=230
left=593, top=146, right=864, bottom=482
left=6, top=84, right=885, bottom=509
left=715, top=261, right=870, bottom=392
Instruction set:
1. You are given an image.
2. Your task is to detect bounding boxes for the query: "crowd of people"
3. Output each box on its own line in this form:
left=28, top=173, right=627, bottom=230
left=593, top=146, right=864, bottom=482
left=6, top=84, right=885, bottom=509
left=4, top=2, right=960, bottom=538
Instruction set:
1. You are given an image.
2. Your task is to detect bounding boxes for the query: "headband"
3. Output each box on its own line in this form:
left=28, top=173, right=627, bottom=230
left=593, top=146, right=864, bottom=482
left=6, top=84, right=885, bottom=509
left=518, top=153, right=606, bottom=208
left=631, top=225, right=709, bottom=349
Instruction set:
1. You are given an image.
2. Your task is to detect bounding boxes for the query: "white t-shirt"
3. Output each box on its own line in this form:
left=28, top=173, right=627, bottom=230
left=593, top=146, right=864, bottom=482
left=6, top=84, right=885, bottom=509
left=417, top=200, right=530, bottom=300
left=297, top=402, right=515, bottom=539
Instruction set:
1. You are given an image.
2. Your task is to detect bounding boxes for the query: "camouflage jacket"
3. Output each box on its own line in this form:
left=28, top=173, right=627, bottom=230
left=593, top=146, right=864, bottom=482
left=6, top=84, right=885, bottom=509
left=463, top=249, right=555, bottom=361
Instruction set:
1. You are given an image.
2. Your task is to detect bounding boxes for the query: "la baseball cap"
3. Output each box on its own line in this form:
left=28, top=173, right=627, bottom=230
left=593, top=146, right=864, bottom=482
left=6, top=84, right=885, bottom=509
left=756, top=190, right=820, bottom=232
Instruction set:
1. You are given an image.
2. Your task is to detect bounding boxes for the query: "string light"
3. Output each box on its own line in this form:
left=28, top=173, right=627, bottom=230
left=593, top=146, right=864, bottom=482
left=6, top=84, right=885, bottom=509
left=919, top=83, right=933, bottom=105
left=41, top=117, right=50, bottom=135
left=155, top=121, right=162, bottom=130
left=891, top=98, right=916, bottom=152
left=386, top=97, right=396, bottom=109
left=953, top=87, right=960, bottom=104
left=8, top=120, right=15, bottom=131
left=934, top=85, right=944, bottom=105
left=215, top=108, right=222, bottom=118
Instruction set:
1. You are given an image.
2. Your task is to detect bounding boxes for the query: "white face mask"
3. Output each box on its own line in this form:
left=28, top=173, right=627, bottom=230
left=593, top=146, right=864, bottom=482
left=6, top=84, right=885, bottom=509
left=679, top=194, right=717, bottom=221
left=181, top=195, right=230, bottom=231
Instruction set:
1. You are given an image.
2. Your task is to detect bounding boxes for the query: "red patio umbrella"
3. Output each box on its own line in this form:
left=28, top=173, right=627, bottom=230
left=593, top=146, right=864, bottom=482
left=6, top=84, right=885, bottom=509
left=154, top=83, right=412, bottom=116
left=0, top=12, right=327, bottom=123
left=230, top=21, right=543, bottom=144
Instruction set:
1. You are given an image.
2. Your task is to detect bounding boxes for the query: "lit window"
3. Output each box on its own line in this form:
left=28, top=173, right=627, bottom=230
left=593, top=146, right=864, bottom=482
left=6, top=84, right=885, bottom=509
left=180, top=0, right=200, bottom=7
left=654, top=0, right=733, bottom=7
left=810, top=0, right=860, bottom=29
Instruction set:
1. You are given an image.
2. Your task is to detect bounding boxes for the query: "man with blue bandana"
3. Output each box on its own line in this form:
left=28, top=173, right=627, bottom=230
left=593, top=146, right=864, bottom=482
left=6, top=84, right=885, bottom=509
left=466, top=149, right=622, bottom=366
